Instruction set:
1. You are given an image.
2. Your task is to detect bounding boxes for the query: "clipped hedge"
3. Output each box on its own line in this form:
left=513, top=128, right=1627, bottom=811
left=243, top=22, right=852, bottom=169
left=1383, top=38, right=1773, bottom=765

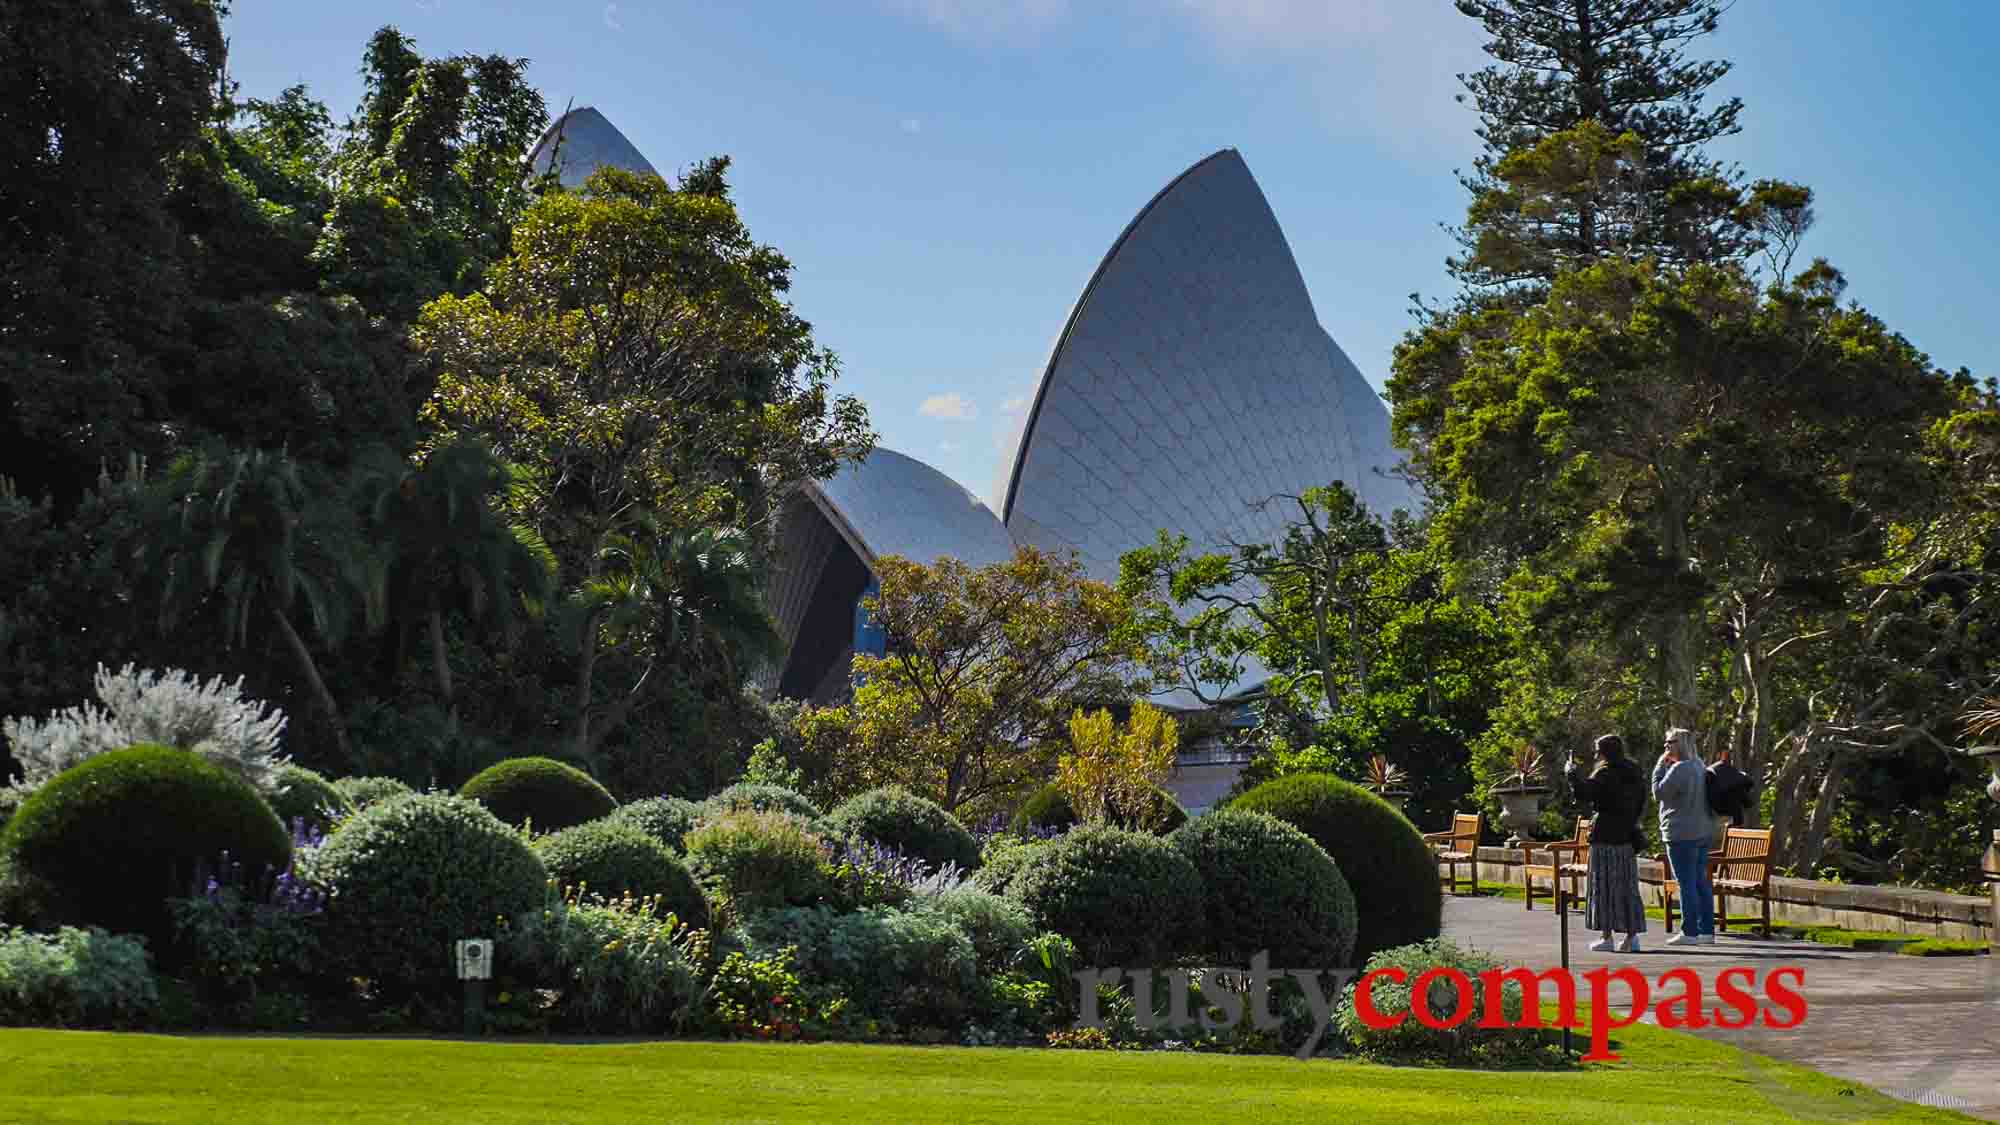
left=302, top=793, right=546, bottom=998
left=0, top=744, right=290, bottom=946
left=459, top=757, right=616, bottom=832
left=1007, top=824, right=1204, bottom=964
left=535, top=820, right=707, bottom=927
left=603, top=796, right=705, bottom=852
left=331, top=775, right=414, bottom=811
left=268, top=765, right=353, bottom=833
left=1169, top=809, right=1356, bottom=967
left=822, top=786, right=980, bottom=872
left=702, top=782, right=821, bottom=822
left=1228, top=773, right=1441, bottom=962
left=1011, top=783, right=1188, bottom=836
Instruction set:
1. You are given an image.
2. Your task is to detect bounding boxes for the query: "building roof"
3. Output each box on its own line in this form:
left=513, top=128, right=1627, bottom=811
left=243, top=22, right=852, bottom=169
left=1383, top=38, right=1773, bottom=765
left=810, top=447, right=1017, bottom=571
left=525, top=106, right=661, bottom=188
left=1000, top=148, right=1416, bottom=587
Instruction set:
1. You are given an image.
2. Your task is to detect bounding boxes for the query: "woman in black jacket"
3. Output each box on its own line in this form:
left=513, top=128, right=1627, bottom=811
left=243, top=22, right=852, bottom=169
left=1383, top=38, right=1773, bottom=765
left=1563, top=734, right=1650, bottom=953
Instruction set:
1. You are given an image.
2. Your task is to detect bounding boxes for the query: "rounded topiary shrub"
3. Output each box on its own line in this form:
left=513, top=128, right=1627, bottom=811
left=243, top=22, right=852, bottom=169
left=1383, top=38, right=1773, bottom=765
left=0, top=744, right=290, bottom=945
left=969, top=837, right=1047, bottom=897
left=332, top=775, right=414, bottom=811
left=822, top=786, right=980, bottom=872
left=1169, top=809, right=1357, bottom=968
left=1006, top=824, right=1204, bottom=964
left=604, top=796, right=705, bottom=851
left=459, top=757, right=617, bottom=832
left=535, top=820, right=707, bottom=927
left=1011, top=783, right=1189, bottom=836
left=1228, top=773, right=1441, bottom=962
left=683, top=808, right=829, bottom=913
left=701, top=782, right=820, bottom=822
left=302, top=793, right=546, bottom=997
left=269, top=765, right=354, bottom=832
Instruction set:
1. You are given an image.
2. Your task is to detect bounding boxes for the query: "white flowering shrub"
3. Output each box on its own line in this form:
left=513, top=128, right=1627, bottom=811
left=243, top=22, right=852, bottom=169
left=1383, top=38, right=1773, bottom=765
left=1, top=664, right=288, bottom=798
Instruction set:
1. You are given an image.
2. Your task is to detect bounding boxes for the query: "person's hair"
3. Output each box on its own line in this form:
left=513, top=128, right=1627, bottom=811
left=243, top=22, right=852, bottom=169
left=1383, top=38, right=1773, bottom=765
left=1665, top=727, right=1700, bottom=762
left=1593, top=734, right=1625, bottom=763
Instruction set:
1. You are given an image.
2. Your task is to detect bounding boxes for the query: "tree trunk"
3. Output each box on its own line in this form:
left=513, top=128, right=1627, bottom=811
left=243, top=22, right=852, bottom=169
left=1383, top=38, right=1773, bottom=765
left=274, top=607, right=350, bottom=763
left=1792, top=750, right=1851, bottom=875
left=429, top=607, right=455, bottom=711
left=570, top=611, right=600, bottom=760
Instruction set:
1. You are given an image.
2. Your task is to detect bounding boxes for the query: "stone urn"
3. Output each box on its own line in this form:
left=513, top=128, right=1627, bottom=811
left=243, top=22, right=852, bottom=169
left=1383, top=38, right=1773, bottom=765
left=1975, top=744, right=2000, bottom=805
left=1377, top=789, right=1412, bottom=815
left=1491, top=782, right=1549, bottom=847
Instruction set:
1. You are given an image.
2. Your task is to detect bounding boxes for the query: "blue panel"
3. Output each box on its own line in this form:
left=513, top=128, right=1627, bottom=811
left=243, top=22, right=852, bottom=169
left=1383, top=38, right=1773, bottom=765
left=853, top=576, right=886, bottom=658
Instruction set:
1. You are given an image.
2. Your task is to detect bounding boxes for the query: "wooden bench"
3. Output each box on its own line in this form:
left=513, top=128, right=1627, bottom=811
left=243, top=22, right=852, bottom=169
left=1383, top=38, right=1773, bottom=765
left=1423, top=813, right=1481, bottom=896
left=1523, top=818, right=1591, bottom=912
left=1662, top=828, right=1773, bottom=937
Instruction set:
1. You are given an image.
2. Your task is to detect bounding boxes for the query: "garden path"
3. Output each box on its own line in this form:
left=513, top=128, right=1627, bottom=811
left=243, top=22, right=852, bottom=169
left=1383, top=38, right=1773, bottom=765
left=1441, top=895, right=2000, bottom=1120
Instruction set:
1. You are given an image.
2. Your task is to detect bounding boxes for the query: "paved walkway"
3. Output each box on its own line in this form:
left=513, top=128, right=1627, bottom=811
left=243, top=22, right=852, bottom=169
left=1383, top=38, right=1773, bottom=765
left=1441, top=895, right=2000, bottom=1120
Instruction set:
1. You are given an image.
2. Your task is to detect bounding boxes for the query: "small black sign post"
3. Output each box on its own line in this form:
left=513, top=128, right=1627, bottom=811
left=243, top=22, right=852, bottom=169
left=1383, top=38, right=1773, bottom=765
left=1557, top=883, right=1573, bottom=1058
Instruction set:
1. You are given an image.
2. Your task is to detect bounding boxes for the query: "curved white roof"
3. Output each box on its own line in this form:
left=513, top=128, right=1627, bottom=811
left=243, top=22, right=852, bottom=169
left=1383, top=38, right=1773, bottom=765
left=526, top=106, right=660, bottom=188
left=812, top=447, right=1017, bottom=570
left=1000, top=148, right=1415, bottom=584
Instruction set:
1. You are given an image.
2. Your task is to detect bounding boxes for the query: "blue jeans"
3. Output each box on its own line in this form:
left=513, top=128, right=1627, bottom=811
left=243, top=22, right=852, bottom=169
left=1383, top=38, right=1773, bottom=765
left=1667, top=839, right=1715, bottom=937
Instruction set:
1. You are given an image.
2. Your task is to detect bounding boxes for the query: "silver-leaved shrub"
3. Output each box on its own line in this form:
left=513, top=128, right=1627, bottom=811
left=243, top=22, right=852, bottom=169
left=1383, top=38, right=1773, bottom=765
left=1, top=664, right=288, bottom=798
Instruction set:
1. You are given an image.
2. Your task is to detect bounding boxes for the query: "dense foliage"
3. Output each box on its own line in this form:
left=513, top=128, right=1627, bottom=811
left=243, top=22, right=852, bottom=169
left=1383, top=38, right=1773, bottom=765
left=1011, top=783, right=1187, bottom=836
left=0, top=745, right=290, bottom=946
left=703, top=783, right=822, bottom=823
left=1334, top=939, right=1544, bottom=1065
left=605, top=796, right=706, bottom=851
left=0, top=926, right=160, bottom=1029
left=789, top=547, right=1148, bottom=817
left=459, top=757, right=617, bottom=831
left=534, top=820, right=708, bottom=927
left=822, top=786, right=980, bottom=872
left=683, top=809, right=830, bottom=913
left=1169, top=810, right=1357, bottom=967
left=268, top=766, right=354, bottom=833
left=1228, top=774, right=1441, bottom=962
left=301, top=793, right=545, bottom=999
left=1006, top=825, right=1203, bottom=964
left=331, top=776, right=414, bottom=811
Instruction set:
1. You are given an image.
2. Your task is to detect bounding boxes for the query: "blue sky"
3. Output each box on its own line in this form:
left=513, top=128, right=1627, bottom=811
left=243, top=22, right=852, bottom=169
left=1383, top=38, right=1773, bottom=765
left=224, top=1, right=1999, bottom=509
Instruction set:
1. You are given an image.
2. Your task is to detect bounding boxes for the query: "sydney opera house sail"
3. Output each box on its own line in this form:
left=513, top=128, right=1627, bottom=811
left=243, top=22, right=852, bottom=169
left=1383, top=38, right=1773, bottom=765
left=507, top=109, right=1413, bottom=718
left=526, top=106, right=660, bottom=188
left=1000, top=149, right=1414, bottom=586
left=768, top=449, right=1016, bottom=703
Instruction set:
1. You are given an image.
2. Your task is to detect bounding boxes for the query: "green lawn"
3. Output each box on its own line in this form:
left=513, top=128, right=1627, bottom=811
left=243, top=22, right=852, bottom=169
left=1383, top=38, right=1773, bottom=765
left=0, top=1025, right=1976, bottom=1124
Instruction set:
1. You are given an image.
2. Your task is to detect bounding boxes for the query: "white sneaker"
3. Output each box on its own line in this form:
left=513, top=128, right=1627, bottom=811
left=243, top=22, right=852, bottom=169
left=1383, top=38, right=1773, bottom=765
left=1619, top=936, right=1641, bottom=953
left=1588, top=937, right=1615, bottom=952
left=1697, top=934, right=1717, bottom=945
left=1665, top=933, right=1698, bottom=946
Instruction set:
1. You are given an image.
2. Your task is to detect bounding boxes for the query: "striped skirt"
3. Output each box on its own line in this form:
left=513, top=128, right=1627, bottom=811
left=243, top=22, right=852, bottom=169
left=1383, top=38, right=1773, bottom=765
left=1584, top=843, right=1647, bottom=934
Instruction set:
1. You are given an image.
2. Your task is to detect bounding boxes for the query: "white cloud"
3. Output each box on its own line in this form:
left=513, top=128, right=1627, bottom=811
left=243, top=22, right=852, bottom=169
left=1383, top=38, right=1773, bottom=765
left=604, top=3, right=622, bottom=31
left=919, top=392, right=978, bottom=420
left=1000, top=393, right=1030, bottom=415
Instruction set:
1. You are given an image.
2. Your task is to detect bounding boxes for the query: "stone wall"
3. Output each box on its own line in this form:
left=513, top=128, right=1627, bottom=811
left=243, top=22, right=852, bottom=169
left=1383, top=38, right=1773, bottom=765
left=1462, top=845, right=1995, bottom=943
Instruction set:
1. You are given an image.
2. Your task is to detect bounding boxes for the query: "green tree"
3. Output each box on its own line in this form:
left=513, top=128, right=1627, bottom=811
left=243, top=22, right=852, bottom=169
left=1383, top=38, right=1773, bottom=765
left=349, top=440, right=556, bottom=714
left=141, top=445, right=379, bottom=760
left=798, top=546, right=1147, bottom=816
left=0, top=0, right=226, bottom=499
left=564, top=514, right=780, bottom=761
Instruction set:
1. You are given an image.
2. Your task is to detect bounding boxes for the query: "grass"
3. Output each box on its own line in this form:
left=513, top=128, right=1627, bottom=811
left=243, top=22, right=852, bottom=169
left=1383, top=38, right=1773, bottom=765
left=0, top=1026, right=1978, bottom=1124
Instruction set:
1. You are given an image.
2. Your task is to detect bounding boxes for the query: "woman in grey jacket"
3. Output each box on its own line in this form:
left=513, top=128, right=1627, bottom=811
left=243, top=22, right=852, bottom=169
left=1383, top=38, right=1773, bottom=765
left=1652, top=727, right=1717, bottom=946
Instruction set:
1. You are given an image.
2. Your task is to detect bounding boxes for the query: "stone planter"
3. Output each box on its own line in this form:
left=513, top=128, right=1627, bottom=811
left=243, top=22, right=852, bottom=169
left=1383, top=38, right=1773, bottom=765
left=1491, top=784, right=1548, bottom=846
left=1376, top=789, right=1411, bottom=815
